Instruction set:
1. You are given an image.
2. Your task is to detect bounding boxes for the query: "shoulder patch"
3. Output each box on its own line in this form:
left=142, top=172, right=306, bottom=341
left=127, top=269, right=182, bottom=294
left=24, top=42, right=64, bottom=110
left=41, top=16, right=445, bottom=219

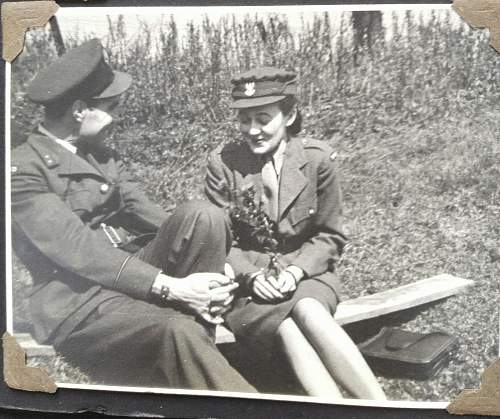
left=302, top=138, right=331, bottom=152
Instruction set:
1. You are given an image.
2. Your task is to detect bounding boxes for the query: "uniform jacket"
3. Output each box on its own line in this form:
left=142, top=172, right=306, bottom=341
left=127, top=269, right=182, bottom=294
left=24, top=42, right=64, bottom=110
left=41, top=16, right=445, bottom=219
left=11, top=132, right=168, bottom=345
left=205, top=136, right=348, bottom=294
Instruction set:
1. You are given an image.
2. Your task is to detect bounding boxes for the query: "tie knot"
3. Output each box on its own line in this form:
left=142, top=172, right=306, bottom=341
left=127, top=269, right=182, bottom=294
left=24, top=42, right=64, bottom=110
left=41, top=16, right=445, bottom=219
left=261, top=154, right=273, bottom=164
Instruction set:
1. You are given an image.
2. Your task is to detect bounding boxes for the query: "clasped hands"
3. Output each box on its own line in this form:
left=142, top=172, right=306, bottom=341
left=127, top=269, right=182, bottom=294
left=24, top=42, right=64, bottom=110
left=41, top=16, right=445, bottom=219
left=153, top=264, right=237, bottom=325
left=251, top=266, right=304, bottom=302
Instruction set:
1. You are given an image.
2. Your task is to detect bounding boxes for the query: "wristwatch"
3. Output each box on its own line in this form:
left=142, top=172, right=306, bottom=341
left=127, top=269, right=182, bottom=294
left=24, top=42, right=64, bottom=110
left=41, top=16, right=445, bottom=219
left=150, top=273, right=170, bottom=305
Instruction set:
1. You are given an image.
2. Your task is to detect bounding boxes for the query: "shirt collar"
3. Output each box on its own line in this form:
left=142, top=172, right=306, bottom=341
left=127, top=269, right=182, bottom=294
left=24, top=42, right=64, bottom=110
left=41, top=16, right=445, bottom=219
left=270, top=139, right=287, bottom=177
left=38, top=124, right=78, bottom=155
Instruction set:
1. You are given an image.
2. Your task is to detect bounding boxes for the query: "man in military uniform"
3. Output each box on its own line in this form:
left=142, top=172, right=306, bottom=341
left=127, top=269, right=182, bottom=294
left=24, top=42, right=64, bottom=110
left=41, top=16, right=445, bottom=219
left=11, top=39, right=255, bottom=391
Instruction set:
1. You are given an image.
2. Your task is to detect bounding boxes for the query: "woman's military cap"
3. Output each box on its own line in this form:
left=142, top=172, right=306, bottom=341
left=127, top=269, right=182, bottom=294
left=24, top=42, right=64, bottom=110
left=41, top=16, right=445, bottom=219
left=230, top=66, right=297, bottom=109
left=27, top=38, right=132, bottom=105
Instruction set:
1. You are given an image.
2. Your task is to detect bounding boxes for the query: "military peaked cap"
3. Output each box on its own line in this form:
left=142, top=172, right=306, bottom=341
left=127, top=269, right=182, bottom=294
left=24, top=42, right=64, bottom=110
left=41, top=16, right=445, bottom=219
left=27, top=38, right=132, bottom=105
left=230, top=66, right=297, bottom=109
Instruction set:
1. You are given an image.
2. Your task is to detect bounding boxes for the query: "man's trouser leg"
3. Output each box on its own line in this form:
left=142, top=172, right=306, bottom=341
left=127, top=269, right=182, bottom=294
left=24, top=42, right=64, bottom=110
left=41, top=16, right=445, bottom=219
left=139, top=199, right=232, bottom=276
left=58, top=298, right=255, bottom=391
left=58, top=200, right=255, bottom=392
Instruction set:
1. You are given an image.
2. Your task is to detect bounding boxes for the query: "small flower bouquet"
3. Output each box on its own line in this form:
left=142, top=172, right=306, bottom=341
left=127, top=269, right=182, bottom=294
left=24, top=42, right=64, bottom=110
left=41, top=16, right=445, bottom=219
left=227, top=185, right=283, bottom=276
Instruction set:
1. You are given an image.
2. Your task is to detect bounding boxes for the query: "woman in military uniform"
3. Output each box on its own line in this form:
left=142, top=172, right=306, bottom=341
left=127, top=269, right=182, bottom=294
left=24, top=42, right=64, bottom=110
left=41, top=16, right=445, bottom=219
left=205, top=67, right=385, bottom=399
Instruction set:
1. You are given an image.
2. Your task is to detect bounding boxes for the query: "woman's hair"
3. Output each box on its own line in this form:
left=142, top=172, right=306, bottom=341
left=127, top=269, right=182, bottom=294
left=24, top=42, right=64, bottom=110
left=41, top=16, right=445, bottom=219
left=279, top=95, right=302, bottom=136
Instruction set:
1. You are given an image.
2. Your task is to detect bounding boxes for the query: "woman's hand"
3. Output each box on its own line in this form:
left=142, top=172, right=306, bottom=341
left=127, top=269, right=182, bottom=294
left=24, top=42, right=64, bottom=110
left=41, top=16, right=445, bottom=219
left=278, top=265, right=305, bottom=295
left=278, top=270, right=298, bottom=295
left=252, top=272, right=284, bottom=302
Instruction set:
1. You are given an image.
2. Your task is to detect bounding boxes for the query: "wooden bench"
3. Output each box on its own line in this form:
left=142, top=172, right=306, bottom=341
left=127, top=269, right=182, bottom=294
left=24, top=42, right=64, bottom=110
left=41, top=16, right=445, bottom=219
left=16, top=274, right=474, bottom=355
left=215, top=274, right=474, bottom=344
left=14, top=333, right=56, bottom=357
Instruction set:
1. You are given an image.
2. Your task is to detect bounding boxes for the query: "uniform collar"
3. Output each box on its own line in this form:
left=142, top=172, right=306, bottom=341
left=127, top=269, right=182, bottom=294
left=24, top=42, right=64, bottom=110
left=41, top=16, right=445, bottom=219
left=238, top=136, right=306, bottom=172
left=269, top=139, right=287, bottom=177
left=27, top=132, right=106, bottom=180
left=38, top=124, right=78, bottom=155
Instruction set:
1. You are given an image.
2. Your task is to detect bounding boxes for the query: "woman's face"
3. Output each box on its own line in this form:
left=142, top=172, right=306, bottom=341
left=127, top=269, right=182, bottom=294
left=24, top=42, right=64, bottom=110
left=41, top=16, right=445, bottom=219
left=238, top=102, right=293, bottom=155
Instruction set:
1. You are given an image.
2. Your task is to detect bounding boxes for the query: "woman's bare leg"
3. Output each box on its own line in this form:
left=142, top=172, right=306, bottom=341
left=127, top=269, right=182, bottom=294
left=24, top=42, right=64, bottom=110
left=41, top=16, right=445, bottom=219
left=277, top=317, right=343, bottom=398
left=292, top=297, right=386, bottom=400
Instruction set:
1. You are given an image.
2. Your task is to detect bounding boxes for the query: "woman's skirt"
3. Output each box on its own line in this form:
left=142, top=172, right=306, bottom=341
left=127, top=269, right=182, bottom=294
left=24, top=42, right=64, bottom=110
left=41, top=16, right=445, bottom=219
left=225, top=250, right=339, bottom=357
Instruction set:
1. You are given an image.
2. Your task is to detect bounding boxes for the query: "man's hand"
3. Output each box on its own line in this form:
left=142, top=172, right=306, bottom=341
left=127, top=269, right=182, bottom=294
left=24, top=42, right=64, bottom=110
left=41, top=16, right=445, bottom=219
left=154, top=273, right=238, bottom=325
left=208, top=264, right=237, bottom=319
left=251, top=273, right=284, bottom=302
left=208, top=293, right=235, bottom=319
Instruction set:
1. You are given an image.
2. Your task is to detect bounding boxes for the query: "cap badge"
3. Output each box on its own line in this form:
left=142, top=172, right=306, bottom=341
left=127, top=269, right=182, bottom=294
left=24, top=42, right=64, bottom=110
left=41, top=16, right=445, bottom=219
left=244, top=82, right=256, bottom=97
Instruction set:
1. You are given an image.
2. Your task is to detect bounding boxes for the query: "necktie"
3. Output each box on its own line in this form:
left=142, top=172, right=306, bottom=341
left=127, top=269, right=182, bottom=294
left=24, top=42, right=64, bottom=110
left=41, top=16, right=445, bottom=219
left=261, top=156, right=279, bottom=221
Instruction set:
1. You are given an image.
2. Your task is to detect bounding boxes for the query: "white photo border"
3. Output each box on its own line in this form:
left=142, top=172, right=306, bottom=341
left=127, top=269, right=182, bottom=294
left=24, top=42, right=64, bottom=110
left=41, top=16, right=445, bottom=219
left=4, top=3, right=495, bottom=410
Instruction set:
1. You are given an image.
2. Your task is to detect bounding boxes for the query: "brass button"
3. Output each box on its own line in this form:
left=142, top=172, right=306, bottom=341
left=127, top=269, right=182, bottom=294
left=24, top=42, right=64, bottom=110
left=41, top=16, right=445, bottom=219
left=100, top=184, right=110, bottom=193
left=309, top=208, right=315, bottom=215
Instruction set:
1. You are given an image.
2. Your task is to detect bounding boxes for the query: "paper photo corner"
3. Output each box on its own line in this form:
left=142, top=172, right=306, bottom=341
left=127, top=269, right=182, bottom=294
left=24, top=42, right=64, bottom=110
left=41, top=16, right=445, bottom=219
left=1, top=1, right=59, bottom=62
left=1, top=0, right=499, bottom=412
left=444, top=0, right=500, bottom=415
left=447, top=358, right=500, bottom=416
left=1, top=0, right=60, bottom=393
left=3, top=332, right=57, bottom=393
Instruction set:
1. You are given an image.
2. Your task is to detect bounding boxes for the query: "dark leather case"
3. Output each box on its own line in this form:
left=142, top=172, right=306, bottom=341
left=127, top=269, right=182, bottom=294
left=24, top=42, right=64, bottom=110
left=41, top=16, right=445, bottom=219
left=358, top=327, right=458, bottom=380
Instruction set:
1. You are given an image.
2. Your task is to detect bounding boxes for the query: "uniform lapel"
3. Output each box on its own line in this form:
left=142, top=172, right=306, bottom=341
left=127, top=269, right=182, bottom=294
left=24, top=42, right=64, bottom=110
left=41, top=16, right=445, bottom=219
left=28, top=134, right=106, bottom=179
left=278, top=137, right=308, bottom=220
left=58, top=153, right=107, bottom=179
left=85, top=152, right=116, bottom=182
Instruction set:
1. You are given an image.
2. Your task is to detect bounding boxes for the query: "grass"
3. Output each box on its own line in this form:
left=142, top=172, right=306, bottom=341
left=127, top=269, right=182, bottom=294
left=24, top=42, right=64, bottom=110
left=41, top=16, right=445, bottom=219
left=334, top=114, right=499, bottom=401
left=16, top=114, right=497, bottom=400
left=27, top=355, right=91, bottom=385
left=10, top=10, right=500, bottom=400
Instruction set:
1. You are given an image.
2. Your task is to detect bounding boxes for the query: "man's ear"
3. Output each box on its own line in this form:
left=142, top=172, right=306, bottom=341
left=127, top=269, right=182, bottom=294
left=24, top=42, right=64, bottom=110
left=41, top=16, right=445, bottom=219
left=285, top=106, right=297, bottom=127
left=72, top=100, right=88, bottom=122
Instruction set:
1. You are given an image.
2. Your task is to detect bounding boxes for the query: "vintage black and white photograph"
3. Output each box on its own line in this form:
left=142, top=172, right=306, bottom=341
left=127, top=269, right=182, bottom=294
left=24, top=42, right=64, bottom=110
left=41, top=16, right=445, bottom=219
left=6, top=4, right=499, bottom=405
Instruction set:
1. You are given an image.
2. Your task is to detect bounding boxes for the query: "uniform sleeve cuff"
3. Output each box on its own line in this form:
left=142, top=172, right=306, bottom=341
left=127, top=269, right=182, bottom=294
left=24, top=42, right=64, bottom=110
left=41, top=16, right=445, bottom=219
left=114, top=256, right=160, bottom=301
left=290, top=255, right=316, bottom=279
left=286, top=265, right=306, bottom=282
